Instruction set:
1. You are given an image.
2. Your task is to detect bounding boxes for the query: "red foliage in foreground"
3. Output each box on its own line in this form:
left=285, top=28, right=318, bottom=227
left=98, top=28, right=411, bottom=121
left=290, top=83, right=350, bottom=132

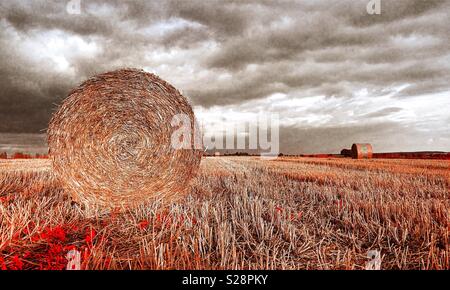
left=138, top=220, right=150, bottom=230
left=84, top=228, right=97, bottom=244
left=0, top=208, right=307, bottom=270
left=31, top=225, right=67, bottom=243
left=0, top=257, right=7, bottom=270
left=0, top=224, right=90, bottom=270
left=11, top=255, right=23, bottom=270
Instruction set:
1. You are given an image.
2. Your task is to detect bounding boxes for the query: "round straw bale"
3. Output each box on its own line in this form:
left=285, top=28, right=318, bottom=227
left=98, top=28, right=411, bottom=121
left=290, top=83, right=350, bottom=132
left=48, top=68, right=202, bottom=209
left=351, top=143, right=373, bottom=159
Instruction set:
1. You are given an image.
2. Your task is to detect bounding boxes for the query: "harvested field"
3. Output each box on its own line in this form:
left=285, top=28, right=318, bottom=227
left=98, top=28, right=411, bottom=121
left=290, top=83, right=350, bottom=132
left=0, top=157, right=448, bottom=270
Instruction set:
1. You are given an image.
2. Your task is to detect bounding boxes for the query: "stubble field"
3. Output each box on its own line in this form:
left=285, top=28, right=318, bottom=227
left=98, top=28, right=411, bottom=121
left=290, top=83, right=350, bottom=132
left=0, top=157, right=448, bottom=270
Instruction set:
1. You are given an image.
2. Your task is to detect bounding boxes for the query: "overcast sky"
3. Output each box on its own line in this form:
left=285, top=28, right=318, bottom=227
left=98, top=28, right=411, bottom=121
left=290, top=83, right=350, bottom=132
left=0, top=0, right=449, bottom=154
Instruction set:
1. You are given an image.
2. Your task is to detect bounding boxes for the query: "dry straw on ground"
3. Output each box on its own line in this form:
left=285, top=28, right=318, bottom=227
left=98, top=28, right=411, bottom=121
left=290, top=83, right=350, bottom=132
left=1, top=157, right=448, bottom=269
left=47, top=68, right=202, bottom=209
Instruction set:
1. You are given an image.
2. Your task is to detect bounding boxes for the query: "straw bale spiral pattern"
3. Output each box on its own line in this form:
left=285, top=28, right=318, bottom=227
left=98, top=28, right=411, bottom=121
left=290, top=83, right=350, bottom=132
left=48, top=68, right=202, bottom=208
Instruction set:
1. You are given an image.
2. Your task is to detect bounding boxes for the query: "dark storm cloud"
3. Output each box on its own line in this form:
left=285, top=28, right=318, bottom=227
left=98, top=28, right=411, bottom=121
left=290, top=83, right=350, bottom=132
left=0, top=0, right=449, bottom=153
left=167, top=0, right=252, bottom=37
left=0, top=24, right=75, bottom=132
left=343, top=0, right=448, bottom=27
left=2, top=1, right=113, bottom=36
left=199, top=0, right=450, bottom=104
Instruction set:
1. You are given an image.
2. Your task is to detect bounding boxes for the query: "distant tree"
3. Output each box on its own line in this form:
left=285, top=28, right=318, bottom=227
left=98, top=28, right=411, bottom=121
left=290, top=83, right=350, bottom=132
left=12, top=152, right=31, bottom=159
left=340, top=149, right=352, bottom=157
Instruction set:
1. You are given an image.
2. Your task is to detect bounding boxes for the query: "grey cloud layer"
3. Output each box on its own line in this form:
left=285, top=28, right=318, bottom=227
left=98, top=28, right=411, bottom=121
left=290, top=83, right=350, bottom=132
left=0, top=0, right=449, bottom=152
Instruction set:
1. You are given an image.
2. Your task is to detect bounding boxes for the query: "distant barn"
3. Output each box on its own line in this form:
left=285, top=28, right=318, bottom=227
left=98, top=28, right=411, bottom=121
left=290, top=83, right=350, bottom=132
left=0, top=152, right=7, bottom=159
left=351, top=144, right=373, bottom=159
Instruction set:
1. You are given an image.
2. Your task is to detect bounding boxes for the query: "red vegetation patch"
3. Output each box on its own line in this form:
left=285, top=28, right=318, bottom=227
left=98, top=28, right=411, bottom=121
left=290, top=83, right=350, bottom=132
left=0, top=195, right=15, bottom=204
left=138, top=220, right=150, bottom=230
left=84, top=228, right=97, bottom=244
left=0, top=223, right=99, bottom=270
left=273, top=205, right=303, bottom=222
left=35, top=226, right=67, bottom=243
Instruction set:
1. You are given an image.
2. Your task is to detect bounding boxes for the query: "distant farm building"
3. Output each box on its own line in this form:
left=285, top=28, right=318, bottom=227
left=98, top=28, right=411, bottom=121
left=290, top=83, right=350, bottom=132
left=340, top=149, right=352, bottom=157
left=214, top=152, right=221, bottom=156
left=351, top=143, right=373, bottom=159
left=0, top=152, right=7, bottom=159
